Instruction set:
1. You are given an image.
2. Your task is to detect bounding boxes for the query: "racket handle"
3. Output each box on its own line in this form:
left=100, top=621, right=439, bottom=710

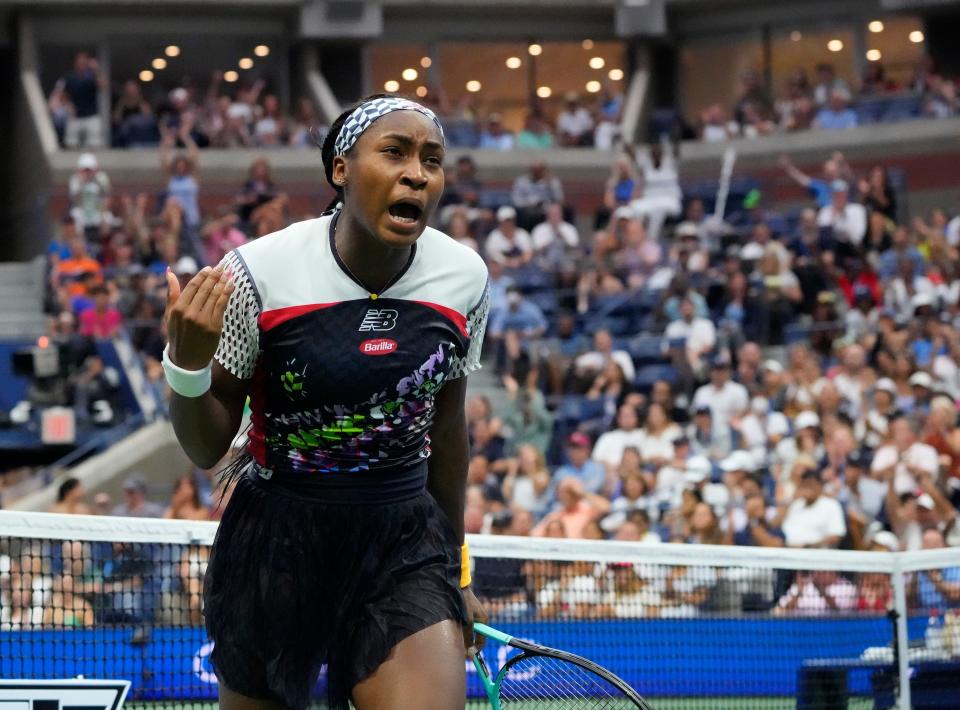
left=473, top=622, right=513, bottom=645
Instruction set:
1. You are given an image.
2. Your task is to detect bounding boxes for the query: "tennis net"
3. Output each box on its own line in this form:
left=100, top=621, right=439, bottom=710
left=1, top=510, right=958, bottom=709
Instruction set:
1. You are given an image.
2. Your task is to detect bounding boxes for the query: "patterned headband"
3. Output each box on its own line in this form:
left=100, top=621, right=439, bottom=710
left=334, top=97, right=444, bottom=157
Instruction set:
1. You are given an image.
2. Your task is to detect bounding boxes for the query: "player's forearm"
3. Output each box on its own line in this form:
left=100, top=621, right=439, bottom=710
left=427, top=378, right=470, bottom=542
left=170, top=387, right=243, bottom=469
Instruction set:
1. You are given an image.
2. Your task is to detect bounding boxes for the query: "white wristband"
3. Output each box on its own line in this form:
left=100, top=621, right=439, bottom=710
left=162, top=344, right=212, bottom=398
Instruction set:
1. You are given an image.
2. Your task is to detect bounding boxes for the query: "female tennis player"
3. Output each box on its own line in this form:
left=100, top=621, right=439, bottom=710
left=163, top=94, right=489, bottom=710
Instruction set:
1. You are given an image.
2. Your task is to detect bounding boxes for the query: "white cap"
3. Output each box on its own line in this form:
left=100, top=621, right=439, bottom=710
left=173, top=255, right=199, bottom=275
left=751, top=397, right=769, bottom=415
left=909, top=371, right=933, bottom=389
left=612, top=205, right=636, bottom=221
left=496, top=205, right=517, bottom=222
left=763, top=359, right=784, bottom=374
left=170, top=87, right=189, bottom=103
left=77, top=153, right=98, bottom=170
left=912, top=292, right=934, bottom=310
left=871, top=530, right=900, bottom=552
left=917, top=493, right=936, bottom=511
left=795, top=411, right=821, bottom=430
left=875, top=377, right=897, bottom=395
left=720, top=450, right=755, bottom=473
left=684, top=455, right=712, bottom=483
left=599, top=511, right=627, bottom=533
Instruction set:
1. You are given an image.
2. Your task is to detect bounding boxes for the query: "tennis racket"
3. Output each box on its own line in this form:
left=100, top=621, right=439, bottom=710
left=471, top=622, right=652, bottom=709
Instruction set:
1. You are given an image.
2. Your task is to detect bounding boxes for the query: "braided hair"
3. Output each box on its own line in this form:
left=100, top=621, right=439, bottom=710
left=319, top=93, right=393, bottom=212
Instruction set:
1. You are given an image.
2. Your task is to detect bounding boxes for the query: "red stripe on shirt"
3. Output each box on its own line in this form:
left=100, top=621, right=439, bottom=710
left=412, top=300, right=468, bottom=338
left=259, top=302, right=339, bottom=331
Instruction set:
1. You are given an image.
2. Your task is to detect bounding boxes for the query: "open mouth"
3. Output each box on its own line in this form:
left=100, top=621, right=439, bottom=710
left=387, top=201, right=423, bottom=225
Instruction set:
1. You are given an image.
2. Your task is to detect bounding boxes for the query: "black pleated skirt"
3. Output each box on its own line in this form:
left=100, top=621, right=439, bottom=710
left=203, top=462, right=467, bottom=710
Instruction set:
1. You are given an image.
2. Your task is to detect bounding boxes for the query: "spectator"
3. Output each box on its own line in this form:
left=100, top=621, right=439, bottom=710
left=699, top=104, right=736, bottom=142
left=627, top=136, right=682, bottom=242
left=516, top=111, right=554, bottom=149
left=479, top=114, right=515, bottom=151
left=880, top=225, right=926, bottom=280
left=49, top=478, right=92, bottom=515
left=111, top=475, right=164, bottom=518
left=813, top=63, right=850, bottom=107
left=288, top=97, right=325, bottom=148
left=511, top=162, right=564, bottom=231
left=202, top=209, right=249, bottom=265
left=533, top=477, right=611, bottom=538
left=639, top=402, right=682, bottom=469
left=78, top=285, right=122, bottom=339
left=253, top=94, right=288, bottom=147
left=780, top=152, right=851, bottom=210
left=574, top=329, right=636, bottom=387
left=69, top=154, right=112, bottom=239
left=163, top=473, right=210, bottom=520
left=734, top=492, right=785, bottom=547
left=912, top=529, right=960, bottom=609
left=781, top=470, right=847, bottom=549
left=592, top=404, right=646, bottom=477
left=817, top=180, right=867, bottom=251
left=531, top=202, right=580, bottom=272
left=54, top=237, right=103, bottom=299
left=554, top=432, right=607, bottom=496
left=775, top=570, right=858, bottom=615
left=113, top=80, right=157, bottom=147
left=603, top=157, right=641, bottom=217
left=556, top=92, right=594, bottom=147
left=502, top=444, right=553, bottom=519
left=500, top=369, right=553, bottom=456
left=815, top=89, right=859, bottom=131
left=487, top=287, right=547, bottom=344
left=62, top=51, right=105, bottom=149
left=871, top=414, right=939, bottom=495
left=858, top=165, right=897, bottom=221
left=159, top=117, right=201, bottom=230
left=687, top=406, right=735, bottom=462
left=692, top=360, right=749, bottom=425
left=484, top=207, right=534, bottom=268
left=664, top=296, right=717, bottom=374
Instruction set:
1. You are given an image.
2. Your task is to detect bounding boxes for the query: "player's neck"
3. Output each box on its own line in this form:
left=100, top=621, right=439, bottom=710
left=334, top=213, right=412, bottom=294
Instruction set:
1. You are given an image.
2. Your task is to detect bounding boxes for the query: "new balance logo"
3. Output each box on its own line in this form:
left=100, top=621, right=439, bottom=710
left=359, top=309, right=398, bottom=332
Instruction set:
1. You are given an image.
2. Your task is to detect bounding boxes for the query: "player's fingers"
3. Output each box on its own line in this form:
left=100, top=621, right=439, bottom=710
left=185, top=267, right=223, bottom=316
left=206, top=275, right=235, bottom=328
left=178, top=266, right=217, bottom=309
left=165, top=268, right=181, bottom=311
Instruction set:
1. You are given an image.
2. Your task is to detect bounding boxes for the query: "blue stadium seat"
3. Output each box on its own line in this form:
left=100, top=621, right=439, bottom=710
left=881, top=95, right=921, bottom=123
left=628, top=334, right=668, bottom=366
left=634, top=364, right=679, bottom=392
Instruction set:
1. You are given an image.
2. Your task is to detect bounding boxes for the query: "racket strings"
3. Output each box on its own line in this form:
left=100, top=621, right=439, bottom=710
left=498, top=655, right=636, bottom=708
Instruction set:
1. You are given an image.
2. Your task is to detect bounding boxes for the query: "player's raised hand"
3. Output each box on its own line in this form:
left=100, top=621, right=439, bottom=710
left=165, top=266, right=234, bottom=370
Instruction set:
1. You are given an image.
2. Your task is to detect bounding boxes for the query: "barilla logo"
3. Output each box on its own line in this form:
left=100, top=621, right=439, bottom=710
left=360, top=338, right=398, bottom=355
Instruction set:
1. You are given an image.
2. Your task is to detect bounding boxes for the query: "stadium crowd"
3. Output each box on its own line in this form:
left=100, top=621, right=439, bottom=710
left=50, top=51, right=959, bottom=153
left=4, top=48, right=960, bottom=628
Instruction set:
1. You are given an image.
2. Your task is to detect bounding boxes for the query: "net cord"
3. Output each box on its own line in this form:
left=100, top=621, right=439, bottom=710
left=1, top=510, right=956, bottom=573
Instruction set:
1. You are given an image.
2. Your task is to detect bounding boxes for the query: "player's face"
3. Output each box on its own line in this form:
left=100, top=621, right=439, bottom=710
left=336, top=111, right=445, bottom=249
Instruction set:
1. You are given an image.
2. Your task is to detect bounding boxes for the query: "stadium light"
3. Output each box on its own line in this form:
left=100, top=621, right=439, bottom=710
left=152, top=58, right=167, bottom=70
left=466, top=80, right=482, bottom=92
left=239, top=58, right=254, bottom=70
left=790, top=31, right=802, bottom=42
left=866, top=49, right=882, bottom=62
left=528, top=44, right=542, bottom=56
left=506, top=57, right=522, bottom=69
left=139, top=70, right=154, bottom=82
left=164, top=45, right=180, bottom=57
left=224, top=70, right=239, bottom=83
left=384, top=80, right=400, bottom=92
left=910, top=30, right=924, bottom=43
left=415, top=86, right=428, bottom=98
left=827, top=39, right=844, bottom=52
left=582, top=39, right=594, bottom=50
left=402, top=68, right=418, bottom=81
left=589, top=57, right=605, bottom=69
left=869, top=20, right=884, bottom=33
left=420, top=56, right=432, bottom=68
left=608, top=68, right=624, bottom=81
left=586, top=81, right=601, bottom=93
left=536, top=86, right=552, bottom=98
left=254, top=45, right=270, bottom=57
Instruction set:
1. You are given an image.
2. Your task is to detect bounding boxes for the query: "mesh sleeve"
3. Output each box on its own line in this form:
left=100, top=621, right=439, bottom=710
left=449, top=282, right=489, bottom=380
left=213, top=251, right=260, bottom=380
